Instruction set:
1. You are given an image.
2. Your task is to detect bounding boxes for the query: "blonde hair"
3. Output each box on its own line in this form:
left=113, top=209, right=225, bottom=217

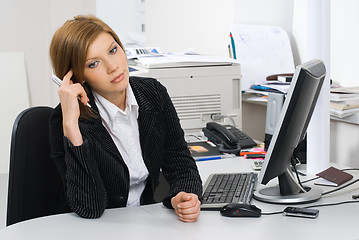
left=49, top=15, right=125, bottom=119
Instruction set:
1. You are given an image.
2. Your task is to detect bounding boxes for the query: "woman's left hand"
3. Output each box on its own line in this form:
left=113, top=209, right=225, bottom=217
left=171, top=192, right=201, bottom=223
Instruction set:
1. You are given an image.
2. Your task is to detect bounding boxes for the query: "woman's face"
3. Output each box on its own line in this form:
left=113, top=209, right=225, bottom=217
left=83, top=32, right=129, bottom=104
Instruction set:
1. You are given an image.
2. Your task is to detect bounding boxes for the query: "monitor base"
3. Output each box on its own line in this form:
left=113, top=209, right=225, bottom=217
left=253, top=185, right=322, bottom=204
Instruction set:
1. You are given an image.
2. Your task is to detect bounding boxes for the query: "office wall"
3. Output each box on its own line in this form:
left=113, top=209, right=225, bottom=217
left=146, top=0, right=235, bottom=57
left=330, top=0, right=359, bottom=167
left=331, top=0, right=359, bottom=87
left=0, top=0, right=51, bottom=107
left=96, top=0, right=145, bottom=46
left=146, top=0, right=295, bottom=60
left=0, top=0, right=96, bottom=175
left=0, top=0, right=96, bottom=108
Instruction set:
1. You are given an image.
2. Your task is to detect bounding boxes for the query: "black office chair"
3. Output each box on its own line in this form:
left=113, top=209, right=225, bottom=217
left=7, top=106, right=68, bottom=226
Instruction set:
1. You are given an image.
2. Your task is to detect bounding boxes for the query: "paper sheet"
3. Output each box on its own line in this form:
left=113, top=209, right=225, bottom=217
left=228, top=24, right=295, bottom=90
left=133, top=53, right=239, bottom=69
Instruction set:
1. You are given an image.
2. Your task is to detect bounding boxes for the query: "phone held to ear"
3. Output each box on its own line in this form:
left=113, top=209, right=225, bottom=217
left=51, top=73, right=63, bottom=86
left=52, top=73, right=91, bottom=108
left=202, top=122, right=257, bottom=155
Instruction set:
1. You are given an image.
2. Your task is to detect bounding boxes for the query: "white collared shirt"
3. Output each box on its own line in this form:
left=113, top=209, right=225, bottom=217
left=92, top=85, right=149, bottom=207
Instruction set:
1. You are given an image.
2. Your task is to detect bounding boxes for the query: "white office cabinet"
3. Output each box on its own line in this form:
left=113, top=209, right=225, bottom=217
left=130, top=64, right=242, bottom=134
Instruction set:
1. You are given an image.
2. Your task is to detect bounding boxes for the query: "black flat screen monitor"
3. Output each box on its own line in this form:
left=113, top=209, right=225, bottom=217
left=253, top=59, right=326, bottom=204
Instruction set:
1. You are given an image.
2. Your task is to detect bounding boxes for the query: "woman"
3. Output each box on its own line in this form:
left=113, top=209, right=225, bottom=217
left=49, top=15, right=202, bottom=222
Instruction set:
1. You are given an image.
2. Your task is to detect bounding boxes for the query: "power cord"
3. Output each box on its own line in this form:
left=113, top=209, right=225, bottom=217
left=291, top=157, right=306, bottom=190
left=303, top=200, right=359, bottom=209
left=322, top=178, right=359, bottom=196
left=211, top=114, right=236, bottom=127
left=261, top=200, right=359, bottom=216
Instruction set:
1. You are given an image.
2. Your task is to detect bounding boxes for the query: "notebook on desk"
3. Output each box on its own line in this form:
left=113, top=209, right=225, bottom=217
left=187, top=141, right=235, bottom=161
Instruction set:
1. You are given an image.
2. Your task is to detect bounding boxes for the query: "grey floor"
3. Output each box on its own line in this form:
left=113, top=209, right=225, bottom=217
left=0, top=173, right=8, bottom=229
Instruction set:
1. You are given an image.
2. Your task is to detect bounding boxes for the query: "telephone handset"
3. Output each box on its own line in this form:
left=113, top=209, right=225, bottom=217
left=202, top=122, right=257, bottom=155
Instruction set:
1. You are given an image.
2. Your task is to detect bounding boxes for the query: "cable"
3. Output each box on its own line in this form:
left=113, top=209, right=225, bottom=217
left=185, top=134, right=202, bottom=141
left=211, top=114, right=236, bottom=127
left=322, top=178, right=359, bottom=196
left=291, top=157, right=306, bottom=190
left=342, top=168, right=359, bottom=171
left=261, top=211, right=284, bottom=216
left=261, top=200, right=359, bottom=216
left=302, top=200, right=359, bottom=209
left=301, top=176, right=320, bottom=184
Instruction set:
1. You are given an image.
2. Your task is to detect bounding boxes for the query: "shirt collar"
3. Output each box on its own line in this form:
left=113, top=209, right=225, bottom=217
left=92, top=84, right=139, bottom=130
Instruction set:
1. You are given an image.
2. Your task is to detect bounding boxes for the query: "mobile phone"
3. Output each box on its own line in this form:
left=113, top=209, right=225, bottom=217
left=283, top=207, right=319, bottom=219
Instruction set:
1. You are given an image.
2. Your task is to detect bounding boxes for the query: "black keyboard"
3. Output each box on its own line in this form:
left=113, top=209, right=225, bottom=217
left=201, top=172, right=257, bottom=209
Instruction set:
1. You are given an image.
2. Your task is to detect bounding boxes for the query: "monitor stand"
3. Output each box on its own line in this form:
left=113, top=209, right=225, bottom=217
left=254, top=168, right=323, bottom=204
left=254, top=185, right=322, bottom=204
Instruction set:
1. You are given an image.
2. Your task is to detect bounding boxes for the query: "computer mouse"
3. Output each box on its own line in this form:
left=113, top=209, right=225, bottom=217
left=220, top=203, right=262, bottom=217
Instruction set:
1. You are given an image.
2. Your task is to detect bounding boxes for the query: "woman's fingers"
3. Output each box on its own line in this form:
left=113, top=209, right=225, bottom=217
left=172, top=192, right=201, bottom=223
left=58, top=70, right=89, bottom=106
left=178, top=200, right=201, bottom=222
left=61, top=70, right=73, bottom=86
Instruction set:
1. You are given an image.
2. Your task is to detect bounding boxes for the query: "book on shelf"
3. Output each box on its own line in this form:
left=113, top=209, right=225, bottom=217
left=330, top=86, right=359, bottom=94
left=330, top=112, right=359, bottom=124
left=330, top=86, right=359, bottom=101
left=330, top=93, right=359, bottom=101
left=330, top=107, right=359, bottom=118
left=330, top=99, right=359, bottom=110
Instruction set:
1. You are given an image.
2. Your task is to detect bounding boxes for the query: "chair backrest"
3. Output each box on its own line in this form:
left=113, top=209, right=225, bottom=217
left=7, top=106, right=66, bottom=226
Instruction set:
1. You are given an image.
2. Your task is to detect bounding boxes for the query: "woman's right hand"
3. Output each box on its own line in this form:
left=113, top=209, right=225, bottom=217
left=58, top=70, right=89, bottom=146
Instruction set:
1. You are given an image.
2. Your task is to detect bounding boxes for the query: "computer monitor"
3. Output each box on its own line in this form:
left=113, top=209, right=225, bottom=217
left=253, top=59, right=326, bottom=204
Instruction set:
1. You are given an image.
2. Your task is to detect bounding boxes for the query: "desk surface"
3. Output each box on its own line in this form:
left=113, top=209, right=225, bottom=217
left=1, top=158, right=359, bottom=240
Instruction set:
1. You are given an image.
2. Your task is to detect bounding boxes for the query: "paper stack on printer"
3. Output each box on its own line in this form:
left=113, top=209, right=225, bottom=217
left=127, top=48, right=239, bottom=69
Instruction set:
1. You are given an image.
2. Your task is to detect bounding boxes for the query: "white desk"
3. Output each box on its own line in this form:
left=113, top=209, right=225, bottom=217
left=1, top=158, right=359, bottom=240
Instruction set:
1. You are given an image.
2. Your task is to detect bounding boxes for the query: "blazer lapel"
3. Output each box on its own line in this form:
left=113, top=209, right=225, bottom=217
left=81, top=94, right=125, bottom=164
left=84, top=78, right=158, bottom=164
left=131, top=80, right=158, bottom=158
left=92, top=121, right=123, bottom=159
left=138, top=110, right=157, bottom=156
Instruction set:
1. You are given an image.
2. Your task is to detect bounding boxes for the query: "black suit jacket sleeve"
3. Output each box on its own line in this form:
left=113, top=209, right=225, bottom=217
left=155, top=83, right=203, bottom=208
left=49, top=107, right=110, bottom=219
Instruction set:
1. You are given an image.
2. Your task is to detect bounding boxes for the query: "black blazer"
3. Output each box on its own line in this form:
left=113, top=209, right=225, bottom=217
left=49, top=76, right=202, bottom=218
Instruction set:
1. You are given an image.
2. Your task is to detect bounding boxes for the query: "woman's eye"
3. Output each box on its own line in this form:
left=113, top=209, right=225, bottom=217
left=88, top=61, right=99, bottom=69
left=110, top=46, right=118, bottom=54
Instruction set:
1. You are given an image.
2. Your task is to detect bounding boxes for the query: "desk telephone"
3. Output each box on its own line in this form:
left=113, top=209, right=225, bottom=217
left=203, top=122, right=257, bottom=155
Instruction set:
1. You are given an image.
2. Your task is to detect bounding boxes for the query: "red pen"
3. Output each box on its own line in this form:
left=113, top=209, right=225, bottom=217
left=240, top=151, right=266, bottom=156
